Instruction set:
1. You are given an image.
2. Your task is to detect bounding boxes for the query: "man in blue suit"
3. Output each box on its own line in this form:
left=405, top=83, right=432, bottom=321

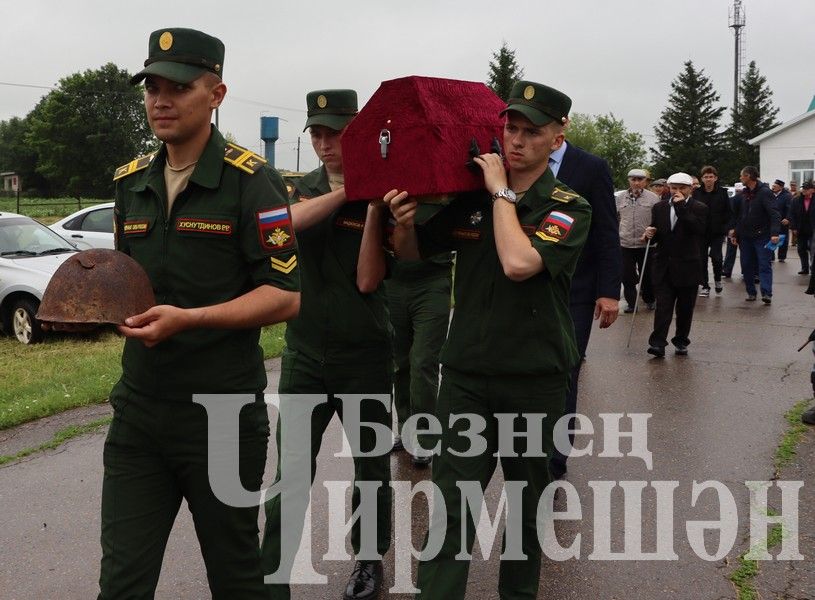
left=548, top=138, right=623, bottom=479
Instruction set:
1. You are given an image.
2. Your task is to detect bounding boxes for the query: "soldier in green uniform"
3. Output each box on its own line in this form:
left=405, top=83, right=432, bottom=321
left=260, top=89, right=392, bottom=600
left=91, top=28, right=301, bottom=599
left=386, top=81, right=591, bottom=599
left=386, top=253, right=453, bottom=466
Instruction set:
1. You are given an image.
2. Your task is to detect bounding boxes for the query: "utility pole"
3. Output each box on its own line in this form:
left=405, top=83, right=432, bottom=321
left=729, top=0, right=746, bottom=116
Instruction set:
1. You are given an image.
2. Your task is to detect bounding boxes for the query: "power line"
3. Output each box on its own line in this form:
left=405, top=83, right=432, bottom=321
left=0, top=81, right=55, bottom=91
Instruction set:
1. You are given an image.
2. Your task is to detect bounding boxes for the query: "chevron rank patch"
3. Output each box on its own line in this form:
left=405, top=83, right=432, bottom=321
left=113, top=153, right=156, bottom=181
left=257, top=207, right=294, bottom=251
left=224, top=143, right=266, bottom=174
left=536, top=211, right=574, bottom=243
left=551, top=187, right=580, bottom=203
left=270, top=255, right=297, bottom=274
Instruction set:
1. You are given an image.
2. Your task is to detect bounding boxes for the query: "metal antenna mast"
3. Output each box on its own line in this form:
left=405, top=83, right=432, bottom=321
left=729, top=0, right=746, bottom=115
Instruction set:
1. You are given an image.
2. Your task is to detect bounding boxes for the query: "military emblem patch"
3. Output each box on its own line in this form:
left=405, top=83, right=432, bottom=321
left=317, top=94, right=328, bottom=108
left=271, top=255, right=298, bottom=274
left=334, top=216, right=366, bottom=232
left=537, top=211, right=574, bottom=243
left=257, top=207, right=294, bottom=251
left=469, top=211, right=483, bottom=226
left=523, top=85, right=535, bottom=100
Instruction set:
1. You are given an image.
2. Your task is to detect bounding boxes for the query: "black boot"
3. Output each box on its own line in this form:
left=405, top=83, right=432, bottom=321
left=344, top=561, right=382, bottom=600
left=806, top=274, right=815, bottom=295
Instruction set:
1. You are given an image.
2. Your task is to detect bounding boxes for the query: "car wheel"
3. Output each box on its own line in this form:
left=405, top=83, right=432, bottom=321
left=12, top=298, right=43, bottom=344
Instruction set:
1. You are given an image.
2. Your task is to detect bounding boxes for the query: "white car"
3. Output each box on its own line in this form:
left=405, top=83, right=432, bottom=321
left=49, top=202, right=115, bottom=250
left=0, top=212, right=78, bottom=343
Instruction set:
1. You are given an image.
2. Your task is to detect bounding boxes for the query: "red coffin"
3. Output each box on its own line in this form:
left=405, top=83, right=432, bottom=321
left=342, top=76, right=506, bottom=201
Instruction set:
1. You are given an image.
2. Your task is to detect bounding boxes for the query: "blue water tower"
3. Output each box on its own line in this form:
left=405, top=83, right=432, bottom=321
left=260, top=116, right=279, bottom=167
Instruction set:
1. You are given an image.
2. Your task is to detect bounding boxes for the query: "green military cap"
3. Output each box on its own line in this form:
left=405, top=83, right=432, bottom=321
left=130, top=28, right=225, bottom=85
left=304, top=89, right=358, bottom=132
left=499, top=80, right=572, bottom=126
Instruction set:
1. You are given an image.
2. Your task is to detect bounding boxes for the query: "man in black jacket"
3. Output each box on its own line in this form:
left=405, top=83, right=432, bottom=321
left=729, top=166, right=782, bottom=303
left=643, top=173, right=707, bottom=357
left=547, top=139, right=622, bottom=479
left=790, top=181, right=815, bottom=291
left=771, top=179, right=792, bottom=262
left=693, top=165, right=732, bottom=295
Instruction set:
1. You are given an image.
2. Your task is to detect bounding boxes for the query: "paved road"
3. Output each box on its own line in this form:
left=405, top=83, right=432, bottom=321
left=1, top=259, right=813, bottom=599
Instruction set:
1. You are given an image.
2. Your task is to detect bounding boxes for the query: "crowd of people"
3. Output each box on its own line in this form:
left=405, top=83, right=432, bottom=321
left=57, top=25, right=815, bottom=600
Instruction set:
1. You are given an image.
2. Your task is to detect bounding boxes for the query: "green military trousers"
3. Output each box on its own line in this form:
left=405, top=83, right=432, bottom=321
left=261, top=348, right=393, bottom=600
left=385, top=271, right=452, bottom=437
left=414, top=366, right=569, bottom=600
left=98, top=385, right=270, bottom=600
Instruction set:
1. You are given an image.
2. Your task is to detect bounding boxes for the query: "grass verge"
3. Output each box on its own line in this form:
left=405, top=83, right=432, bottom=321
left=729, top=510, right=784, bottom=600
left=729, top=398, right=812, bottom=599
left=773, top=399, right=811, bottom=474
left=0, top=416, right=112, bottom=466
left=1, top=323, right=286, bottom=430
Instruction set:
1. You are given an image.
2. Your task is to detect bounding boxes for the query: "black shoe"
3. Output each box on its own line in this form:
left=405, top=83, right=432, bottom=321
left=647, top=345, right=665, bottom=358
left=805, top=288, right=815, bottom=295
left=715, top=282, right=723, bottom=293
left=344, top=561, right=382, bottom=600
left=779, top=259, right=786, bottom=263
left=412, top=454, right=432, bottom=467
left=623, top=305, right=635, bottom=313
left=391, top=436, right=404, bottom=453
left=722, top=273, right=732, bottom=279
left=762, top=296, right=772, bottom=305
left=646, top=302, right=656, bottom=310
left=802, top=406, right=815, bottom=425
left=674, top=345, right=688, bottom=356
left=799, top=270, right=809, bottom=275
left=746, top=295, right=757, bottom=301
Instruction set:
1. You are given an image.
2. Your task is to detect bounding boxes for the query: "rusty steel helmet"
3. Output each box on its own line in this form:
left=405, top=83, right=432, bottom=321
left=37, top=249, right=155, bottom=324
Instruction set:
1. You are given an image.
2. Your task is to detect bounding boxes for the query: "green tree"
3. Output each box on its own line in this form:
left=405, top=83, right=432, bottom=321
left=25, top=63, right=153, bottom=197
left=487, top=42, right=524, bottom=101
left=566, top=113, right=647, bottom=189
left=651, top=61, right=726, bottom=178
left=0, top=116, right=50, bottom=196
left=722, top=61, right=781, bottom=181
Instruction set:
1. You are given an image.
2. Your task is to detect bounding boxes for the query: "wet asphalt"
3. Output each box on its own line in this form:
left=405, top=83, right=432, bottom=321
left=1, top=257, right=813, bottom=599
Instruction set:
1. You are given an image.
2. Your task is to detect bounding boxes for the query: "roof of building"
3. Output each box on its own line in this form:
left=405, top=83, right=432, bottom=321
left=749, top=108, right=815, bottom=145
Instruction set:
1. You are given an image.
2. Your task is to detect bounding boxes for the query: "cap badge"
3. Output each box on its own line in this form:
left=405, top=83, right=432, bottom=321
left=523, top=85, right=535, bottom=100
left=317, top=94, right=328, bottom=109
left=159, top=31, right=173, bottom=51
left=214, top=64, right=221, bottom=72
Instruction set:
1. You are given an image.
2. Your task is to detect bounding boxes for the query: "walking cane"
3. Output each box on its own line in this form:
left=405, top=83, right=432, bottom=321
left=626, top=237, right=653, bottom=348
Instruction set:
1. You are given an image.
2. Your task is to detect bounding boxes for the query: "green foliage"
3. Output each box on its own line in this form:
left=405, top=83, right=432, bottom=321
left=652, top=61, right=726, bottom=178
left=23, top=63, right=153, bottom=198
left=487, top=42, right=524, bottom=101
left=566, top=113, right=647, bottom=188
left=0, top=117, right=50, bottom=196
left=721, top=61, right=781, bottom=182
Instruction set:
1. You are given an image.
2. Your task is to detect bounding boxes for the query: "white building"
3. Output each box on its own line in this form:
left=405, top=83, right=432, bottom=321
left=750, top=104, right=815, bottom=186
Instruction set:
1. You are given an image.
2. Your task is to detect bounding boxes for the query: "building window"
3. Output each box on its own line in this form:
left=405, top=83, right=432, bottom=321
left=790, top=160, right=814, bottom=185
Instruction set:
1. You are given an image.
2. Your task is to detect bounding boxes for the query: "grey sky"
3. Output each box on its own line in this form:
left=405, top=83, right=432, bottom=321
left=2, top=0, right=812, bottom=174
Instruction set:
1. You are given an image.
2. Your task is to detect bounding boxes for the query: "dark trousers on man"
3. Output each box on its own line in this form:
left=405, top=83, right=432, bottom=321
left=723, top=238, right=738, bottom=277
left=99, top=387, right=270, bottom=600
left=385, top=271, right=452, bottom=438
left=621, top=246, right=654, bottom=307
left=261, top=350, right=392, bottom=600
left=648, top=283, right=698, bottom=349
left=700, top=235, right=725, bottom=289
left=797, top=231, right=812, bottom=274
left=549, top=300, right=594, bottom=479
left=415, top=367, right=568, bottom=600
left=778, top=225, right=789, bottom=261
left=739, top=237, right=773, bottom=297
